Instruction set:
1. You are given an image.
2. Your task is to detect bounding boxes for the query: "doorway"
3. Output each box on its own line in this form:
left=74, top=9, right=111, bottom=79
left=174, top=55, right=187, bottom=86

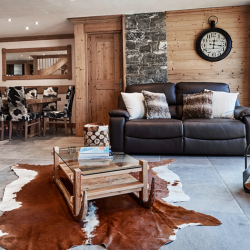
left=87, top=32, right=123, bottom=125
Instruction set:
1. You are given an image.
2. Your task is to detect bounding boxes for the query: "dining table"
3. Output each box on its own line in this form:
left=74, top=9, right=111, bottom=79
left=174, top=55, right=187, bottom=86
left=2, top=97, right=61, bottom=138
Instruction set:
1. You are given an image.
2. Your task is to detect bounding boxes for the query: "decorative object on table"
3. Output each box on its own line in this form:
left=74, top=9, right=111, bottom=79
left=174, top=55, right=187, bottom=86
left=0, top=161, right=221, bottom=250
left=244, top=144, right=250, bottom=193
left=24, top=87, right=38, bottom=99
left=204, top=89, right=238, bottom=118
left=196, top=16, right=232, bottom=62
left=42, top=87, right=58, bottom=111
left=84, top=123, right=109, bottom=146
left=121, top=92, right=146, bottom=119
left=183, top=91, right=213, bottom=119
left=43, top=86, right=75, bottom=136
left=6, top=86, right=41, bottom=141
left=141, top=90, right=171, bottom=119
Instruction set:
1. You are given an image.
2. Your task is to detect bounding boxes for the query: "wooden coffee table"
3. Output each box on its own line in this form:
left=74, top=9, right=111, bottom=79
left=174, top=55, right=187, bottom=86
left=53, top=146, right=154, bottom=221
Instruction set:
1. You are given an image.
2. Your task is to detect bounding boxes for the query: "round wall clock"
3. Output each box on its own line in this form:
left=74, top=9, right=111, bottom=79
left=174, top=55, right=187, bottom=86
left=196, top=17, right=232, bottom=62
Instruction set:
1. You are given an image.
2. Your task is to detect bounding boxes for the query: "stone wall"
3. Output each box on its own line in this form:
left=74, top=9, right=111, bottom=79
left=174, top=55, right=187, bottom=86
left=125, top=12, right=167, bottom=86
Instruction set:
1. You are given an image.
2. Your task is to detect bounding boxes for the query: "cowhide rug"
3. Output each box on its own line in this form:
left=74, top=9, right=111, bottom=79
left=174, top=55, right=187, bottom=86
left=0, top=160, right=221, bottom=250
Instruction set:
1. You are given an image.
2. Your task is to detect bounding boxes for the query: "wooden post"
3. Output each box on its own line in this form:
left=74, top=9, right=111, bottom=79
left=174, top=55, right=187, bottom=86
left=73, top=168, right=82, bottom=216
left=54, top=146, right=60, bottom=178
left=139, top=160, right=149, bottom=201
left=24, top=121, right=28, bottom=141
left=9, top=121, right=12, bottom=141
left=0, top=121, right=4, bottom=141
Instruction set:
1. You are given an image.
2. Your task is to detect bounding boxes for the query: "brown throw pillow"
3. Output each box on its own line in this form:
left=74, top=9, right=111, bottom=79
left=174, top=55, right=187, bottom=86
left=141, top=90, right=171, bottom=119
left=183, top=91, right=213, bottom=119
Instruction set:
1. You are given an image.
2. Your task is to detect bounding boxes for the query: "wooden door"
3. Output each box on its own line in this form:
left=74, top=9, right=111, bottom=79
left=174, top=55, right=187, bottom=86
left=87, top=33, right=123, bottom=125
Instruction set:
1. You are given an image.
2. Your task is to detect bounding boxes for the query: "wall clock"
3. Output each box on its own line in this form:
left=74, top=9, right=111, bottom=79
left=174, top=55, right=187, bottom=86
left=196, top=16, right=232, bottom=62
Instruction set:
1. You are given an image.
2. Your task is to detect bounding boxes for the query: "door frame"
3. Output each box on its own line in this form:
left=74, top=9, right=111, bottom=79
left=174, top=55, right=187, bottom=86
left=69, top=15, right=126, bottom=137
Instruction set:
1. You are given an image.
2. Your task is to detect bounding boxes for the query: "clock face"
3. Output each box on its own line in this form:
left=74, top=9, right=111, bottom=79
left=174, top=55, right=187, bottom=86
left=196, top=28, right=232, bottom=62
left=200, top=32, right=227, bottom=58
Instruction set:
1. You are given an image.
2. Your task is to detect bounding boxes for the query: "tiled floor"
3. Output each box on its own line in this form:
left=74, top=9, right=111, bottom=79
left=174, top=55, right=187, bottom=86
left=0, top=132, right=250, bottom=250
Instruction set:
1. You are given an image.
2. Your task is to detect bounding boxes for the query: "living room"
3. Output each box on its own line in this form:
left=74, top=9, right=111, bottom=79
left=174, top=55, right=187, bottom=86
left=0, top=0, right=250, bottom=250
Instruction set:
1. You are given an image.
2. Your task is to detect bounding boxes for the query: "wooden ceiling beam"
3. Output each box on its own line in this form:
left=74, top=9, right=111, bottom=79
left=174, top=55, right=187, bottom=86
left=0, top=34, right=74, bottom=43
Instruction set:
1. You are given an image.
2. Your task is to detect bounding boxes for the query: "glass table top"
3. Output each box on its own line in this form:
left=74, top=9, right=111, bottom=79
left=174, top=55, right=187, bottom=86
left=55, top=146, right=141, bottom=176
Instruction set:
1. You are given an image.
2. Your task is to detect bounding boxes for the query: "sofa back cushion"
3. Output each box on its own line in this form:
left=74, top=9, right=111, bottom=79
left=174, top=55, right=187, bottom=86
left=125, top=83, right=178, bottom=118
left=176, top=82, right=240, bottom=118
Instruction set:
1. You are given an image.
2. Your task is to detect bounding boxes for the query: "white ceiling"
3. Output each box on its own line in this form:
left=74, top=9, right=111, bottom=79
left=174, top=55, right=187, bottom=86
left=0, top=0, right=249, bottom=38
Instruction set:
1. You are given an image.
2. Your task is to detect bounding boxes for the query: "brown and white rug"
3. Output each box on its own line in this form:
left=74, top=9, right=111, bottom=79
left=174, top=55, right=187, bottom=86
left=0, top=160, right=221, bottom=250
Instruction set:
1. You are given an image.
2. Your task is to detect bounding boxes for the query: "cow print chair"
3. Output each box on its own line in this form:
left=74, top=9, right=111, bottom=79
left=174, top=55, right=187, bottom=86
left=25, top=87, right=38, bottom=99
left=0, top=90, right=9, bottom=141
left=43, top=86, right=75, bottom=136
left=42, top=87, right=58, bottom=112
left=6, top=87, right=41, bottom=141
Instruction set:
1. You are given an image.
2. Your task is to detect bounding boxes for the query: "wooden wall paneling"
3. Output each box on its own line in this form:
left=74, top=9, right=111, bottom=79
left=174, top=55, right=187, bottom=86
left=84, top=22, right=122, bottom=33
left=166, top=6, right=250, bottom=106
left=5, top=46, right=68, bottom=53
left=2, top=48, right=6, bottom=81
left=122, top=14, right=126, bottom=92
left=67, top=45, right=72, bottom=80
left=74, top=23, right=88, bottom=137
left=0, top=34, right=74, bottom=43
left=87, top=34, right=97, bottom=124
left=70, top=15, right=123, bottom=136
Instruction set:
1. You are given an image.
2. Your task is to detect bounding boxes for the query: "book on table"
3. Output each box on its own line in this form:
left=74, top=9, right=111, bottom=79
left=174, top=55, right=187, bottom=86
left=78, top=146, right=113, bottom=160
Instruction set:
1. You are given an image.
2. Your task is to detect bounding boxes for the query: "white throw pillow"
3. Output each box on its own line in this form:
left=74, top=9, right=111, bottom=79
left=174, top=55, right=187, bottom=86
left=204, top=89, right=238, bottom=118
left=121, top=92, right=146, bottom=120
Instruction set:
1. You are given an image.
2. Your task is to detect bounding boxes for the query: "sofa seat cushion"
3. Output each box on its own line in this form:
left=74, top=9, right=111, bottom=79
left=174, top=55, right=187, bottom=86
left=125, top=119, right=183, bottom=139
left=183, top=118, right=246, bottom=140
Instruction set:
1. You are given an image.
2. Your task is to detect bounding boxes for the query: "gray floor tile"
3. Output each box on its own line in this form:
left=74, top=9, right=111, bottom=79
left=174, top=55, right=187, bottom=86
left=168, top=165, right=223, bottom=184
left=0, top=159, right=20, bottom=171
left=161, top=213, right=250, bottom=250
left=208, top=156, right=245, bottom=166
left=174, top=182, right=242, bottom=214
left=161, top=156, right=212, bottom=166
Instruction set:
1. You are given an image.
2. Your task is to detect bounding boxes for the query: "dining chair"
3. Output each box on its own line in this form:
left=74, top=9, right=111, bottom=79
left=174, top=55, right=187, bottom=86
left=43, top=86, right=75, bottom=136
left=25, top=87, right=38, bottom=99
left=42, top=87, right=58, bottom=111
left=7, top=87, right=41, bottom=141
left=0, top=90, right=9, bottom=141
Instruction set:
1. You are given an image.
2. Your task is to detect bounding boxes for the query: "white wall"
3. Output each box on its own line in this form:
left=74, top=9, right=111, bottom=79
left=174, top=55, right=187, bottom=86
left=0, top=38, right=76, bottom=122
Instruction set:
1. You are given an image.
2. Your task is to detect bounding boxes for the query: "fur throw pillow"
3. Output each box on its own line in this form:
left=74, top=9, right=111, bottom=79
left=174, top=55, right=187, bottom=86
left=141, top=90, right=171, bottom=119
left=183, top=91, right=213, bottom=119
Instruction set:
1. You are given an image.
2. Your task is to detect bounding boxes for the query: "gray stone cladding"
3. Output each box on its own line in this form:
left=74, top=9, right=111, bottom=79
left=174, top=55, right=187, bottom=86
left=125, top=12, right=167, bottom=85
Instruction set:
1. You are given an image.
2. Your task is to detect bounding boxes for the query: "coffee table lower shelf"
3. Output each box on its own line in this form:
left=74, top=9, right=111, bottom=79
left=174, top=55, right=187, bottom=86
left=53, top=147, right=155, bottom=221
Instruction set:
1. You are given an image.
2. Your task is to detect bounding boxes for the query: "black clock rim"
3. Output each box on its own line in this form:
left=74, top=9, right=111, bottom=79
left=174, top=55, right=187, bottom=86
left=196, top=27, right=232, bottom=62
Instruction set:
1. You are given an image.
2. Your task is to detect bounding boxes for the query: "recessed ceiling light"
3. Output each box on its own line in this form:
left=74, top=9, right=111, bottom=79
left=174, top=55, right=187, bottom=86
left=28, top=56, right=31, bottom=59
left=43, top=54, right=45, bottom=55
left=25, top=27, right=29, bottom=30
left=35, top=22, right=39, bottom=25
left=58, top=53, right=60, bottom=55
left=20, top=55, right=23, bottom=57
left=7, top=19, right=12, bottom=22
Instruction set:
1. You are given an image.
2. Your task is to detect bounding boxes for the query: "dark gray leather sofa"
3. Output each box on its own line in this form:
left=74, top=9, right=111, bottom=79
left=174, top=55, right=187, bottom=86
left=109, top=82, right=249, bottom=155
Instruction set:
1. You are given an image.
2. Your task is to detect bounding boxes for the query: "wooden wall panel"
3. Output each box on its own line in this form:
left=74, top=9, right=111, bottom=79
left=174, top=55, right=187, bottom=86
left=74, top=23, right=88, bottom=137
left=166, top=6, right=250, bottom=107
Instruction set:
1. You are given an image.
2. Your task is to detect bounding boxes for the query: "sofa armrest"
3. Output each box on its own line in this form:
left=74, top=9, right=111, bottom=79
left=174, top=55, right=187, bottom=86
left=109, top=116, right=126, bottom=152
left=109, top=109, right=129, bottom=119
left=235, top=106, right=250, bottom=120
